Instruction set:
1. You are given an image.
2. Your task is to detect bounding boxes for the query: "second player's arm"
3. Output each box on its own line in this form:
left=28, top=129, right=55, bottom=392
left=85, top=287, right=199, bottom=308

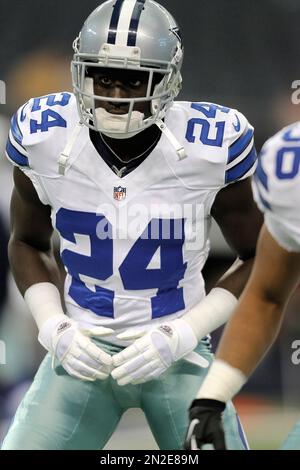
left=215, top=225, right=300, bottom=377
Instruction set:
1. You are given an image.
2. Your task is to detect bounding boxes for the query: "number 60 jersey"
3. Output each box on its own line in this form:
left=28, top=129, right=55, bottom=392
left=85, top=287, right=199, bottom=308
left=6, top=92, right=257, bottom=343
left=253, top=121, right=300, bottom=253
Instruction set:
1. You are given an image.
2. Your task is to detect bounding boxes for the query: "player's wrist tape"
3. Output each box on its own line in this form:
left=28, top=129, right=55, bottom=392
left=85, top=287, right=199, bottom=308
left=24, top=282, right=65, bottom=330
left=183, top=288, right=238, bottom=340
left=197, top=359, right=247, bottom=402
left=189, top=398, right=226, bottom=414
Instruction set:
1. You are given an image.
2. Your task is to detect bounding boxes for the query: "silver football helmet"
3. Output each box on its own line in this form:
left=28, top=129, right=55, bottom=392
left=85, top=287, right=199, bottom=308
left=71, top=0, right=184, bottom=139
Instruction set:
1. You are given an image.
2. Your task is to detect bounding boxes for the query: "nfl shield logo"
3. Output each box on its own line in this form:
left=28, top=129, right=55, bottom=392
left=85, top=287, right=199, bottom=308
left=114, top=186, right=127, bottom=201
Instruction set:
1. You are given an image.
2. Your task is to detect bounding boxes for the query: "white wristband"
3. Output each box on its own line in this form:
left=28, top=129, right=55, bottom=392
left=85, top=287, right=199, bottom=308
left=24, top=282, right=65, bottom=330
left=183, top=288, right=238, bottom=340
left=197, top=359, right=247, bottom=402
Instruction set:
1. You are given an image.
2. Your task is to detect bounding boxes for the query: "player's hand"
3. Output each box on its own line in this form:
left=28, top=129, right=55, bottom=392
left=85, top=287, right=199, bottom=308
left=38, top=315, right=114, bottom=381
left=111, top=318, right=201, bottom=385
left=184, top=398, right=226, bottom=450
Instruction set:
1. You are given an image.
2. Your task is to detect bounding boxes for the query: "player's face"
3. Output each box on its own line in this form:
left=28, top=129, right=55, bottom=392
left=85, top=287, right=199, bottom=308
left=88, top=67, right=160, bottom=118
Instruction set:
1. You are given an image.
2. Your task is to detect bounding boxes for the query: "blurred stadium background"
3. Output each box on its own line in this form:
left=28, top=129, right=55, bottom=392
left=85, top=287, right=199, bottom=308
left=1, top=0, right=300, bottom=450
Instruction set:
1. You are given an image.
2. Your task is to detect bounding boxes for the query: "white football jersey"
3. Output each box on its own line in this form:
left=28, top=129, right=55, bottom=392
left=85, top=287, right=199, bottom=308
left=6, top=92, right=257, bottom=343
left=253, top=122, right=300, bottom=253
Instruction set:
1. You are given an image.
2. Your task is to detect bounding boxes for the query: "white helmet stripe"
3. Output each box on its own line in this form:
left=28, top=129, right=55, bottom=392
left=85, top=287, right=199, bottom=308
left=127, top=0, right=146, bottom=46
left=107, top=0, right=124, bottom=44
left=107, top=0, right=146, bottom=46
left=116, top=0, right=137, bottom=46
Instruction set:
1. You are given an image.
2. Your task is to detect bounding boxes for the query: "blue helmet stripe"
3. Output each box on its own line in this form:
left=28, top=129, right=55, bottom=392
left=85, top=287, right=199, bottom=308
left=127, top=0, right=146, bottom=46
left=107, top=0, right=125, bottom=44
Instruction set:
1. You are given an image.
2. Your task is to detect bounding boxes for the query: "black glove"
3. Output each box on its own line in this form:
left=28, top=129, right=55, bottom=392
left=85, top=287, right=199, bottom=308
left=184, top=398, right=226, bottom=450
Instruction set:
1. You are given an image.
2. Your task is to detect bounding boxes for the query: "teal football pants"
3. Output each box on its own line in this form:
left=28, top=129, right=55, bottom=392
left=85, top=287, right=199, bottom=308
left=2, top=340, right=248, bottom=450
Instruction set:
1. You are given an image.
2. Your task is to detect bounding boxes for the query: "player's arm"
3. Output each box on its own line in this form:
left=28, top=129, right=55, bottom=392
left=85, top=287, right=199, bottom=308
left=9, top=167, right=60, bottom=294
left=211, top=176, right=264, bottom=296
left=210, top=224, right=300, bottom=377
left=9, top=167, right=113, bottom=381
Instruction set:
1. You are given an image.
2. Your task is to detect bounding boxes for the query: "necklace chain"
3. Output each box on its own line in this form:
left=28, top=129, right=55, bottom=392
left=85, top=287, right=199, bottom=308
left=99, top=132, right=161, bottom=165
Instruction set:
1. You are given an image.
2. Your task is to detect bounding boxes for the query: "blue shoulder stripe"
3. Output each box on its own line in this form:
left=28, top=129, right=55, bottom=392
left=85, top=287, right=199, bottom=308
left=225, top=145, right=257, bottom=183
left=228, top=127, right=254, bottom=163
left=253, top=178, right=271, bottom=210
left=255, top=153, right=268, bottom=191
left=6, top=137, right=29, bottom=167
left=11, top=112, right=24, bottom=146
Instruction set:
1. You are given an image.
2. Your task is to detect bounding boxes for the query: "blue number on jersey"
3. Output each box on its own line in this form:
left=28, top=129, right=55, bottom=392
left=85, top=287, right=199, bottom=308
left=30, top=93, right=71, bottom=134
left=276, top=147, right=300, bottom=180
left=56, top=209, right=187, bottom=319
left=119, top=219, right=187, bottom=318
left=185, top=103, right=230, bottom=147
left=56, top=209, right=114, bottom=317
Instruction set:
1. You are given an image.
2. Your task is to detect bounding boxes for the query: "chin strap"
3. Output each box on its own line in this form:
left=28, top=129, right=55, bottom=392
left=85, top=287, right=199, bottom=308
left=58, top=122, right=83, bottom=175
left=156, top=119, right=187, bottom=161
left=58, top=118, right=187, bottom=175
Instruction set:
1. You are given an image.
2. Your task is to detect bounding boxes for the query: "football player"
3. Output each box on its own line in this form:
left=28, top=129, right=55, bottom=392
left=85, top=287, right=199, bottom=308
left=185, top=122, right=300, bottom=450
left=2, top=0, right=262, bottom=449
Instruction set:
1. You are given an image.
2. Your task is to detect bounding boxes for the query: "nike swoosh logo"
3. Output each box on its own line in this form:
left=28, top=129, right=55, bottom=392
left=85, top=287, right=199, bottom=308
left=233, top=113, right=241, bottom=132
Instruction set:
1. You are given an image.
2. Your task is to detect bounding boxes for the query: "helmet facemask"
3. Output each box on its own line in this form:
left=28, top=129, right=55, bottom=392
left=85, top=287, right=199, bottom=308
left=71, top=39, right=183, bottom=139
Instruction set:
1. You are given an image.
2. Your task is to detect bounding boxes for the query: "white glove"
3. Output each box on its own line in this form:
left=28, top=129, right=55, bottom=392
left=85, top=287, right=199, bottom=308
left=38, top=314, right=114, bottom=382
left=111, top=318, right=203, bottom=386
